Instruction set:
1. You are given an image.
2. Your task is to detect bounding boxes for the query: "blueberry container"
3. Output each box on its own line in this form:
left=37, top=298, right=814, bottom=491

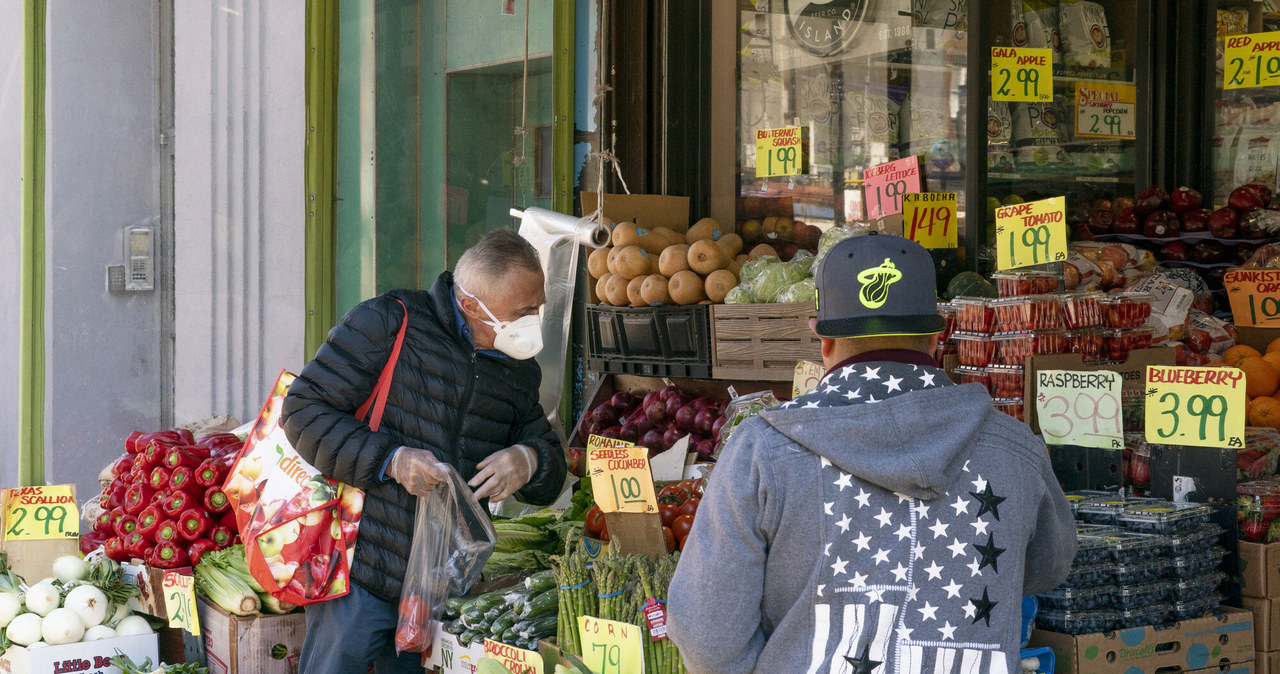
left=1072, top=533, right=1115, bottom=565
left=1166, top=547, right=1227, bottom=579
left=1037, top=585, right=1113, bottom=611
left=1166, top=525, right=1226, bottom=557
left=1171, top=572, right=1225, bottom=602
left=1118, top=501, right=1215, bottom=534
left=1170, top=595, right=1222, bottom=621
left=1064, top=491, right=1116, bottom=517
left=1092, top=531, right=1169, bottom=564
left=1113, top=581, right=1173, bottom=609
left=1035, top=609, right=1117, bottom=636
left=1113, top=558, right=1168, bottom=585
left=1077, top=500, right=1131, bottom=526
left=1116, top=603, right=1171, bottom=630
left=1061, top=561, right=1116, bottom=588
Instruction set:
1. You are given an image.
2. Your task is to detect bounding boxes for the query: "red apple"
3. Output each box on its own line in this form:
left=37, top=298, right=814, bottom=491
left=1159, top=241, right=1191, bottom=261
left=1111, top=196, right=1135, bottom=214
left=1229, top=185, right=1265, bottom=213
left=1170, top=186, right=1203, bottom=213
left=1180, top=208, right=1211, bottom=232
left=1090, top=198, right=1113, bottom=212
left=1135, top=184, right=1170, bottom=216
left=1193, top=240, right=1227, bottom=264
left=1087, top=208, right=1115, bottom=234
left=1112, top=207, right=1140, bottom=234
left=1246, top=183, right=1274, bottom=206
left=1208, top=207, right=1240, bottom=238
left=1144, top=210, right=1180, bottom=238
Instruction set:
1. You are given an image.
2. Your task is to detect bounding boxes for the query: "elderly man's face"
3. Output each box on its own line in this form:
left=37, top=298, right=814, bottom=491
left=460, top=266, right=545, bottom=350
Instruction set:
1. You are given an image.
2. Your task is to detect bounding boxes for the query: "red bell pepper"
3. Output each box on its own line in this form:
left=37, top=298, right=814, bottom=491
left=160, top=491, right=196, bottom=519
left=149, top=466, right=171, bottom=492
left=108, top=479, right=129, bottom=510
left=197, top=432, right=243, bottom=456
left=195, top=458, right=228, bottom=489
left=178, top=428, right=196, bottom=445
left=178, top=508, right=212, bottom=542
left=101, top=489, right=120, bottom=511
left=187, top=539, right=219, bottom=567
left=218, top=509, right=237, bottom=531
left=141, top=440, right=172, bottom=469
left=123, top=483, right=154, bottom=515
left=210, top=525, right=234, bottom=549
left=113, top=514, right=138, bottom=538
left=103, top=536, right=130, bottom=562
left=163, top=446, right=208, bottom=471
left=94, top=511, right=114, bottom=534
left=155, top=519, right=181, bottom=544
left=110, top=454, right=135, bottom=479
left=123, top=531, right=149, bottom=559
left=148, top=541, right=189, bottom=569
left=137, top=505, right=163, bottom=541
left=129, top=460, right=150, bottom=484
left=169, top=466, right=198, bottom=494
left=125, top=430, right=146, bottom=454
left=79, top=530, right=110, bottom=556
left=203, top=487, right=230, bottom=514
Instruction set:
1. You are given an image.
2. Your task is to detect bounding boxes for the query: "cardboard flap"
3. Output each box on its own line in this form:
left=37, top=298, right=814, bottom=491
left=580, top=192, right=691, bottom=233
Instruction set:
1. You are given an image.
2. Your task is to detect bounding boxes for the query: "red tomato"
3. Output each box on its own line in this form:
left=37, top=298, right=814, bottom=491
left=662, top=525, right=676, bottom=553
left=658, top=503, right=680, bottom=528
left=566, top=447, right=585, bottom=476
left=677, top=497, right=700, bottom=519
left=672, top=514, right=695, bottom=543
left=658, top=484, right=690, bottom=505
left=584, top=505, right=606, bottom=538
left=598, top=524, right=610, bottom=542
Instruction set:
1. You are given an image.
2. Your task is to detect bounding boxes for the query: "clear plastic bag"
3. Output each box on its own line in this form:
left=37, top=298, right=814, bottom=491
left=712, top=390, right=783, bottom=458
left=395, top=465, right=497, bottom=654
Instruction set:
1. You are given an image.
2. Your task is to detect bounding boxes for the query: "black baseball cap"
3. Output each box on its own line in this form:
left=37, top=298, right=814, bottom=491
left=814, top=233, right=946, bottom=339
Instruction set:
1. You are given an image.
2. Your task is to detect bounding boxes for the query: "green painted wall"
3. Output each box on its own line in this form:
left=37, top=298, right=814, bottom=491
left=335, top=1, right=375, bottom=315
left=447, top=0, right=554, bottom=70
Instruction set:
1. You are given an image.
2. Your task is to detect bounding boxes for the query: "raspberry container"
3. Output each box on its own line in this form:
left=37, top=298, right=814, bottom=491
left=953, top=332, right=997, bottom=367
left=1113, top=581, right=1174, bottom=609
left=1063, top=291, right=1105, bottom=329
left=1170, top=595, right=1222, bottom=621
left=1117, top=603, right=1171, bottom=629
left=1065, top=329, right=1105, bottom=362
left=992, top=397, right=1025, bottom=422
left=1091, top=531, right=1169, bottom=563
left=1037, top=585, right=1113, bottom=611
left=1166, top=547, right=1227, bottom=578
left=1166, top=525, right=1225, bottom=557
left=954, top=298, right=996, bottom=334
left=1036, top=608, right=1117, bottom=635
left=1101, top=292, right=1154, bottom=329
left=1061, top=561, right=1116, bottom=587
left=992, top=295, right=1065, bottom=332
left=1171, top=572, right=1225, bottom=601
left=1102, top=327, right=1154, bottom=362
left=1118, top=501, right=1214, bottom=534
left=1113, top=558, right=1169, bottom=585
left=939, top=303, right=958, bottom=342
left=954, top=366, right=991, bottom=394
left=993, top=330, right=1068, bottom=365
left=987, top=365, right=1025, bottom=399
left=992, top=270, right=1064, bottom=297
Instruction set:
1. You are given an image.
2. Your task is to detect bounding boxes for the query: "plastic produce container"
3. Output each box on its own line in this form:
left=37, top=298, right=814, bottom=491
left=1063, top=291, right=1105, bottom=329
left=1101, top=292, right=1154, bottom=329
left=1122, top=388, right=1145, bottom=432
left=992, top=270, right=1064, bottom=297
left=1166, top=547, right=1227, bottom=578
left=1035, top=609, right=1116, bottom=635
left=954, top=298, right=996, bottom=334
left=1171, top=572, right=1225, bottom=601
left=1101, top=327, right=1154, bottom=362
left=1065, top=329, right=1105, bottom=362
left=993, top=295, right=1065, bottom=332
left=1170, top=595, right=1222, bottom=621
left=939, top=303, right=958, bottom=342
left=954, top=332, right=997, bottom=367
left=1077, top=500, right=1131, bottom=526
left=1061, top=561, right=1116, bottom=588
left=1113, top=558, right=1169, bottom=585
left=1118, top=501, right=1214, bottom=534
left=1064, top=492, right=1120, bottom=517
left=993, top=330, right=1068, bottom=365
left=992, top=397, right=1025, bottom=422
left=955, top=366, right=991, bottom=394
left=1166, top=525, right=1225, bottom=557
left=1037, top=585, right=1113, bottom=611
left=1117, top=603, right=1171, bottom=629
left=1113, top=581, right=1173, bottom=609
left=1091, top=531, right=1168, bottom=563
left=987, top=365, right=1025, bottom=399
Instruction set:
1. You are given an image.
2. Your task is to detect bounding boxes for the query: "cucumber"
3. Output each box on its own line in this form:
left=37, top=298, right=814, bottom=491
left=446, top=596, right=469, bottom=615
left=443, top=619, right=466, bottom=635
left=459, top=629, right=485, bottom=647
left=469, top=589, right=510, bottom=614
left=502, top=623, right=524, bottom=644
left=459, top=607, right=488, bottom=629
left=490, top=609, right=520, bottom=637
left=520, top=613, right=558, bottom=639
left=524, top=569, right=555, bottom=594
left=520, top=589, right=558, bottom=620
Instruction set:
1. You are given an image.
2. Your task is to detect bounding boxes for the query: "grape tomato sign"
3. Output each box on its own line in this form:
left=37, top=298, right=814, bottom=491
left=754, top=126, right=809, bottom=178
left=1074, top=82, right=1136, bottom=139
left=1035, top=370, right=1123, bottom=449
left=863, top=156, right=921, bottom=219
left=1144, top=366, right=1247, bottom=449
left=3, top=485, right=78, bottom=541
left=1224, top=269, right=1280, bottom=327
left=164, top=570, right=201, bottom=636
left=1225, top=31, right=1280, bottom=90
left=586, top=435, right=658, bottom=514
left=578, top=615, right=644, bottom=674
left=902, top=192, right=958, bottom=249
left=992, top=47, right=1052, bottom=102
left=995, top=196, right=1068, bottom=270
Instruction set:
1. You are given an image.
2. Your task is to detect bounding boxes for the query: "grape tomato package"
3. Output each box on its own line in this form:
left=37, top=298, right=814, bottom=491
left=954, top=297, right=996, bottom=333
left=993, top=295, right=1065, bottom=332
left=992, top=270, right=1064, bottom=297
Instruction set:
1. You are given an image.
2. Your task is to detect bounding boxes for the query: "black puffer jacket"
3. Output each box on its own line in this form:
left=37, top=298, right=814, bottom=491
left=282, top=272, right=566, bottom=602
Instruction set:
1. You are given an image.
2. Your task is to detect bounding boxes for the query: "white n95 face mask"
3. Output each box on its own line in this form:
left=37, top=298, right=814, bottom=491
left=457, top=285, right=544, bottom=360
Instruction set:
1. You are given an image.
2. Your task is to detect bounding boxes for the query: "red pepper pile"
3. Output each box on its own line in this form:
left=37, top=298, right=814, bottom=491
left=81, top=429, right=244, bottom=568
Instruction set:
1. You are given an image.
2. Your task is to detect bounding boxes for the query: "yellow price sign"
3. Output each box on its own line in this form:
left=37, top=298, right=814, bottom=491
left=1144, top=366, right=1247, bottom=449
left=1035, top=370, right=1124, bottom=449
left=992, top=47, right=1052, bottom=102
left=1225, top=31, right=1280, bottom=90
left=3, top=485, right=78, bottom=541
left=754, top=126, right=808, bottom=178
left=1224, top=269, right=1280, bottom=327
left=587, top=436, right=658, bottom=514
left=578, top=615, right=644, bottom=674
left=483, top=639, right=544, bottom=674
left=1074, top=82, right=1136, bottom=139
left=995, top=196, right=1068, bottom=270
left=164, top=571, right=201, bottom=636
left=902, top=192, right=958, bottom=249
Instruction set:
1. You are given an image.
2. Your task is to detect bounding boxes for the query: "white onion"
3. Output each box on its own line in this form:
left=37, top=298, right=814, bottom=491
left=24, top=582, right=60, bottom=617
left=51, top=556, right=88, bottom=584
left=107, top=602, right=131, bottom=627
left=26, top=641, right=48, bottom=648
left=41, top=607, right=85, bottom=645
left=114, top=615, right=154, bottom=636
left=83, top=624, right=117, bottom=641
left=0, top=593, right=21, bottom=627
left=6, top=613, right=42, bottom=646
left=64, top=585, right=108, bottom=628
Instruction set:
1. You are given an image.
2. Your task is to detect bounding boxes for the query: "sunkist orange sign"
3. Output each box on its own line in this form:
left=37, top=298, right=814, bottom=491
left=1225, top=269, right=1280, bottom=327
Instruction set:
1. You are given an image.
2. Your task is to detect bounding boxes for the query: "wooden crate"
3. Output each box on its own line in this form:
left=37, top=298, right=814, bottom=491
left=711, top=303, right=821, bottom=381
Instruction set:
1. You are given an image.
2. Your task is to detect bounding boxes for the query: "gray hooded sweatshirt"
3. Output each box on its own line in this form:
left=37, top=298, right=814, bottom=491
left=667, top=358, right=1075, bottom=673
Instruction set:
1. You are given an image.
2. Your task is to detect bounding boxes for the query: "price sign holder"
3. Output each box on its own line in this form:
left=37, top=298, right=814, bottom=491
left=2, top=485, right=78, bottom=542
left=1144, top=366, right=1247, bottom=449
left=754, top=126, right=809, bottom=178
left=1225, top=31, right=1280, bottom=90
left=1035, top=370, right=1124, bottom=449
left=902, top=192, right=958, bottom=249
left=1073, top=82, right=1136, bottom=139
left=577, top=615, right=644, bottom=674
left=483, top=638, right=544, bottom=674
left=586, top=436, right=658, bottom=514
left=991, top=47, right=1052, bottom=102
left=164, top=570, right=201, bottom=636
left=995, top=196, right=1067, bottom=270
left=863, top=156, right=921, bottom=219
left=1049, top=445, right=1124, bottom=493
left=1225, top=269, right=1280, bottom=327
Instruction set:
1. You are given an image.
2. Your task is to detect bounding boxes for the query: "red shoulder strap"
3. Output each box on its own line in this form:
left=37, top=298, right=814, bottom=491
left=355, top=299, right=408, bottom=432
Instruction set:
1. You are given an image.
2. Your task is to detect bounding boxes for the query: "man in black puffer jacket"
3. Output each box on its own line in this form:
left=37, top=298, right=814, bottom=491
left=284, top=230, right=567, bottom=672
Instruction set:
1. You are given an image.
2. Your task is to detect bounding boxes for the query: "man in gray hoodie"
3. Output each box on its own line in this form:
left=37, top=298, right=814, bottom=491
left=668, top=234, right=1075, bottom=673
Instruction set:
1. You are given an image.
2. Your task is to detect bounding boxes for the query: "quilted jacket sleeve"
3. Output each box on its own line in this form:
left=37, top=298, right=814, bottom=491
left=511, top=391, right=568, bottom=506
left=282, top=294, right=405, bottom=491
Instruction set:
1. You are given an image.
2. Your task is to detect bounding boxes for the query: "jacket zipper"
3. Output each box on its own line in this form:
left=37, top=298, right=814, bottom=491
left=448, top=351, right=479, bottom=463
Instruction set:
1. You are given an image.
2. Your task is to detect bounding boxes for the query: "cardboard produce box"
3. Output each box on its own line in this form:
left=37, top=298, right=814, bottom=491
left=424, top=622, right=486, bottom=674
left=196, top=598, right=305, bottom=674
left=1246, top=595, right=1280, bottom=652
left=122, top=561, right=195, bottom=619
left=1240, top=541, right=1280, bottom=598
left=1028, top=606, right=1254, bottom=674
left=1259, top=650, right=1280, bottom=674
left=0, top=633, right=158, bottom=674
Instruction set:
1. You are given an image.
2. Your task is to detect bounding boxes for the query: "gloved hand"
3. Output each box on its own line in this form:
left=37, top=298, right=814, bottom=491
left=387, top=447, right=451, bottom=497
left=469, top=445, right=538, bottom=502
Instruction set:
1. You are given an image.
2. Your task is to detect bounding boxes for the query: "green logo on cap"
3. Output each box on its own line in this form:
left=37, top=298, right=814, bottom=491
left=857, top=258, right=902, bottom=309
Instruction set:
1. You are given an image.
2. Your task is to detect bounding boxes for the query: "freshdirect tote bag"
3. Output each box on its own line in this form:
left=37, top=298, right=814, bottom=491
left=223, top=300, right=408, bottom=606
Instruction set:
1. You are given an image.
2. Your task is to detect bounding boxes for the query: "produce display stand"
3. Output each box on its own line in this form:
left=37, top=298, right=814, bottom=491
left=709, top=302, right=819, bottom=381
left=196, top=597, right=305, bottom=674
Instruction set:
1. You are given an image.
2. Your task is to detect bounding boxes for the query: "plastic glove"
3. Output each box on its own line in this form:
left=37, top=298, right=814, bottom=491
left=387, top=447, right=451, bottom=497
left=469, top=445, right=538, bottom=502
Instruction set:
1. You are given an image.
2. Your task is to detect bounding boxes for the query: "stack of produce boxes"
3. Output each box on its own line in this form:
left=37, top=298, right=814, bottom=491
left=1036, top=496, right=1226, bottom=635
left=1236, top=472, right=1280, bottom=672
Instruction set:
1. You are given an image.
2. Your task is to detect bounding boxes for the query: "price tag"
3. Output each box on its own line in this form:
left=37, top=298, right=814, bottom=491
left=483, top=639, right=544, bottom=674
left=1035, top=370, right=1124, bottom=449
left=1224, top=269, right=1280, bottom=327
left=587, top=436, right=658, bottom=514
left=1074, top=82, right=1136, bottom=139
left=1225, top=31, right=1280, bottom=90
left=792, top=360, right=825, bottom=399
left=863, top=156, right=921, bottom=219
left=3, top=485, right=78, bottom=541
left=163, top=571, right=200, bottom=636
left=1144, top=366, right=1247, bottom=449
left=991, top=47, right=1052, bottom=102
left=754, top=126, right=809, bottom=178
left=577, top=615, right=644, bottom=674
left=995, top=196, right=1068, bottom=270
left=902, top=192, right=958, bottom=249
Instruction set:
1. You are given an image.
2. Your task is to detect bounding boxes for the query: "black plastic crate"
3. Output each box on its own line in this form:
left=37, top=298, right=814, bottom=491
left=586, top=304, right=712, bottom=376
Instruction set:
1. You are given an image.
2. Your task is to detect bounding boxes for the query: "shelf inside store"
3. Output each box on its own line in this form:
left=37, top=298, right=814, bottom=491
left=989, top=172, right=1134, bottom=184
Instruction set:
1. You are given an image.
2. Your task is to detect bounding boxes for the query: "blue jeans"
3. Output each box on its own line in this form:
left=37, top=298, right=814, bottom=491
left=299, top=582, right=422, bottom=673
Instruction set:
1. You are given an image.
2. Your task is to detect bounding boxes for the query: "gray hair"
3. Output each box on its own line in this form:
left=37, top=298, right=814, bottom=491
left=453, top=229, right=542, bottom=298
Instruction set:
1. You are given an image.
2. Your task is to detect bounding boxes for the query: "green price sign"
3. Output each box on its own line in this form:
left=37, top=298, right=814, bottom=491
left=1144, top=366, right=1247, bottom=449
left=1225, top=31, right=1280, bottom=90
left=994, top=196, right=1068, bottom=270
left=3, top=485, right=78, bottom=541
left=992, top=47, right=1052, bottom=102
left=754, top=126, right=809, bottom=178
